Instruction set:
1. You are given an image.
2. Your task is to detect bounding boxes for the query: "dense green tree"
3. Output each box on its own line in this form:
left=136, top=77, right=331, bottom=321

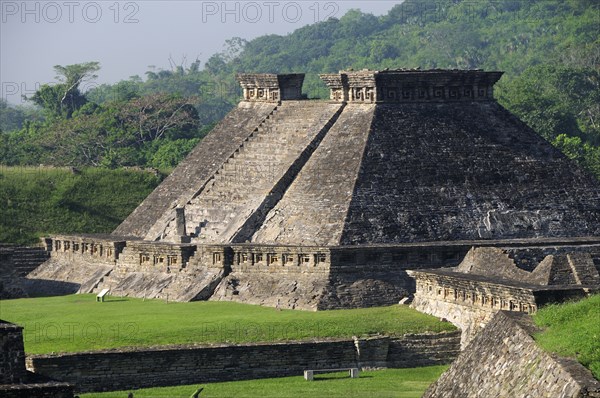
left=115, top=93, right=199, bottom=143
left=553, top=134, right=600, bottom=177
left=30, top=62, right=100, bottom=119
left=497, top=65, right=599, bottom=144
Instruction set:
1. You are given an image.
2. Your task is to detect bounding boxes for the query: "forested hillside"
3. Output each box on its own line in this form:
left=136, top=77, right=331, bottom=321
left=0, top=167, right=162, bottom=244
left=1, top=0, right=598, bottom=177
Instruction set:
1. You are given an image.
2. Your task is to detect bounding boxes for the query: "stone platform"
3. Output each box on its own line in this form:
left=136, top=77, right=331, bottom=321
left=19, top=69, right=600, bottom=309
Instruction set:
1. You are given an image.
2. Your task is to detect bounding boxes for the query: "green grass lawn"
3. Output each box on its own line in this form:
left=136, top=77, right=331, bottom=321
left=80, top=366, right=448, bottom=398
left=533, top=294, right=600, bottom=379
left=0, top=294, right=455, bottom=354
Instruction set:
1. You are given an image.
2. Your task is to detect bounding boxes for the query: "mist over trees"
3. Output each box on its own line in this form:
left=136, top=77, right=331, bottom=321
left=1, top=0, right=598, bottom=177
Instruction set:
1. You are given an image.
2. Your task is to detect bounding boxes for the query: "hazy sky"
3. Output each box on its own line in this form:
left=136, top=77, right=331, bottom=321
left=1, top=1, right=401, bottom=104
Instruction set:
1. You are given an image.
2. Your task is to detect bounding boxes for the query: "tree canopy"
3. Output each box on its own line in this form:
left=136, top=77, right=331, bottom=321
left=30, top=62, right=100, bottom=119
left=1, top=0, right=598, bottom=177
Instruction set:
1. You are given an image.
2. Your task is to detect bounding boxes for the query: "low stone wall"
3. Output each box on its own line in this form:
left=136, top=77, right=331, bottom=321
left=423, top=312, right=600, bottom=398
left=0, top=320, right=74, bottom=398
left=1, top=322, right=27, bottom=384
left=387, top=332, right=461, bottom=368
left=26, top=332, right=460, bottom=393
left=0, top=245, right=49, bottom=299
left=0, top=382, right=74, bottom=398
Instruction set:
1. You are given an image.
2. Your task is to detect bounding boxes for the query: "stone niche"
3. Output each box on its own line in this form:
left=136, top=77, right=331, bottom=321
left=320, top=69, right=504, bottom=103
left=237, top=73, right=305, bottom=102
left=45, top=234, right=127, bottom=263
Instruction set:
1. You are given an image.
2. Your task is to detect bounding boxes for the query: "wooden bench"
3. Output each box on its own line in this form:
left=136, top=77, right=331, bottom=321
left=304, top=368, right=359, bottom=381
left=96, top=289, right=110, bottom=302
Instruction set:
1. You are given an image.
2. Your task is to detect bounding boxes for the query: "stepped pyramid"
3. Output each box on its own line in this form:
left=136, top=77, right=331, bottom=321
left=27, top=70, right=600, bottom=309
left=116, top=70, right=600, bottom=245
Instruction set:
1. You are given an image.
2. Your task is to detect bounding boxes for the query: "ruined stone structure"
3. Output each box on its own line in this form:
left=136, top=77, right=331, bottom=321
left=23, top=69, right=600, bottom=310
left=0, top=320, right=74, bottom=398
left=26, top=331, right=460, bottom=393
left=424, top=312, right=600, bottom=398
left=0, top=245, right=49, bottom=299
left=410, top=246, right=600, bottom=346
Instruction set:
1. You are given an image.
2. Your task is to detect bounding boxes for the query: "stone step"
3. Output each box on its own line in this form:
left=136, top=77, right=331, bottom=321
left=179, top=102, right=342, bottom=243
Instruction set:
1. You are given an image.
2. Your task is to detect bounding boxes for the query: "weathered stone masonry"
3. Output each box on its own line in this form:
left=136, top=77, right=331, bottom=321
left=26, top=331, right=460, bottom=393
left=24, top=69, right=600, bottom=310
left=320, top=69, right=502, bottom=103
left=0, top=320, right=74, bottom=398
left=410, top=247, right=600, bottom=346
left=6, top=68, right=600, bottom=397
left=423, top=312, right=600, bottom=398
left=0, top=245, right=49, bottom=299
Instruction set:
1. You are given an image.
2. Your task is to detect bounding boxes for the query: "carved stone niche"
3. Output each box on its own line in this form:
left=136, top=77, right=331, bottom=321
left=237, top=73, right=305, bottom=101
left=319, top=73, right=349, bottom=102
left=320, top=69, right=504, bottom=103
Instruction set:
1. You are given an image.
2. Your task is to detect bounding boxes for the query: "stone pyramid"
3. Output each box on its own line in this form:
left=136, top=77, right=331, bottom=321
left=28, top=70, right=600, bottom=309
left=115, top=70, right=600, bottom=245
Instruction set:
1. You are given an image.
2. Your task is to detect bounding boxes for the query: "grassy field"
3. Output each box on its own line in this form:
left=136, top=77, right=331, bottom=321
left=0, top=294, right=455, bottom=354
left=533, top=294, right=600, bottom=379
left=0, top=166, right=161, bottom=245
left=80, top=366, right=448, bottom=398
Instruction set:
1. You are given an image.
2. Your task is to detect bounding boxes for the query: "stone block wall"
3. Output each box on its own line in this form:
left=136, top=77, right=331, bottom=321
left=26, top=332, right=460, bottom=393
left=317, top=245, right=469, bottom=309
left=0, top=245, right=49, bottom=298
left=0, top=382, right=74, bottom=398
left=0, top=322, right=26, bottom=384
left=237, top=73, right=305, bottom=101
left=114, top=241, right=197, bottom=274
left=409, top=271, right=523, bottom=346
left=409, top=270, right=594, bottom=346
left=208, top=241, right=470, bottom=309
left=423, top=312, right=600, bottom=398
left=47, top=235, right=126, bottom=263
left=0, top=245, right=49, bottom=278
left=228, top=244, right=332, bottom=274
left=25, top=237, right=599, bottom=309
left=387, top=332, right=461, bottom=368
left=408, top=244, right=600, bottom=346
left=0, top=321, right=74, bottom=398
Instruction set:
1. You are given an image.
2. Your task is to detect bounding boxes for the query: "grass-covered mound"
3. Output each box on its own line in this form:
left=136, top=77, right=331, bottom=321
left=0, top=294, right=455, bottom=354
left=533, top=294, right=600, bottom=380
left=80, top=366, right=448, bottom=398
left=0, top=166, right=161, bottom=245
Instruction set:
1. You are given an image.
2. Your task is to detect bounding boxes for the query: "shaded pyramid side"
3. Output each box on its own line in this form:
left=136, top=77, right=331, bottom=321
left=251, top=101, right=600, bottom=246
left=339, top=102, right=600, bottom=244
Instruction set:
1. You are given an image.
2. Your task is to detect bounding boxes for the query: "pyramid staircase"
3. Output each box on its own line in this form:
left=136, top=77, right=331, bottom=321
left=184, top=101, right=343, bottom=243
